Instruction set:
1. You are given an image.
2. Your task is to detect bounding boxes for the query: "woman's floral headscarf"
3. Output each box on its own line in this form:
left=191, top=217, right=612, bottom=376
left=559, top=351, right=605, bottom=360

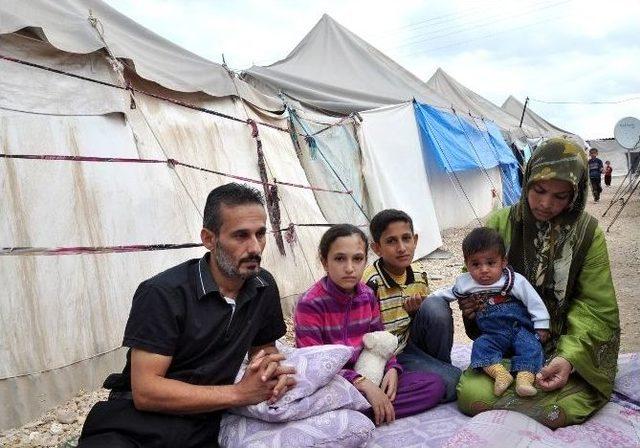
left=508, top=138, right=595, bottom=341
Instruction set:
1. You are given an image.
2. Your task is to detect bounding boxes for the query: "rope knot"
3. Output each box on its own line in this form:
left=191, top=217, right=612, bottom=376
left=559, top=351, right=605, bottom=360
left=305, top=135, right=319, bottom=159
left=284, top=223, right=297, bottom=245
left=247, top=119, right=259, bottom=138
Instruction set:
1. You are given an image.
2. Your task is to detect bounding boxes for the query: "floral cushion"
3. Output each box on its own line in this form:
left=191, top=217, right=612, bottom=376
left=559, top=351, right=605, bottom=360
left=231, top=344, right=369, bottom=422
left=219, top=409, right=375, bottom=448
left=615, top=352, right=640, bottom=405
left=231, top=374, right=370, bottom=422
left=442, top=404, right=640, bottom=448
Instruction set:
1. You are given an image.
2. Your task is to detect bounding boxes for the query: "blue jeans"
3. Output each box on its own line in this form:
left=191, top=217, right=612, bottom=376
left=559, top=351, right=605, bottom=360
left=471, top=300, right=544, bottom=373
left=397, top=296, right=462, bottom=402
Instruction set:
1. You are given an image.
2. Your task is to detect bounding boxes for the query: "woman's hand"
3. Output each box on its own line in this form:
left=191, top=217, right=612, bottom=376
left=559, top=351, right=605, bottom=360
left=536, top=356, right=572, bottom=391
left=356, top=379, right=395, bottom=426
left=458, top=296, right=483, bottom=320
left=536, top=329, right=551, bottom=344
left=380, top=368, right=398, bottom=401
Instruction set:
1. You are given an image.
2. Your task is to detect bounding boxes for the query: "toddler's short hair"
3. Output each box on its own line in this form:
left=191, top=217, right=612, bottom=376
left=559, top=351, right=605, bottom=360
left=462, top=227, right=506, bottom=260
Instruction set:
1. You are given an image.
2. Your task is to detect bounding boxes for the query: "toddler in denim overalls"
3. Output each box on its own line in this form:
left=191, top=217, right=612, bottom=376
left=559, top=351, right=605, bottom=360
left=432, top=227, right=550, bottom=397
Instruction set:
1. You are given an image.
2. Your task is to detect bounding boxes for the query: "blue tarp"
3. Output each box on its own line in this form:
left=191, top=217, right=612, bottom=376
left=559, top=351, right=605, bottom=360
left=413, top=102, right=521, bottom=205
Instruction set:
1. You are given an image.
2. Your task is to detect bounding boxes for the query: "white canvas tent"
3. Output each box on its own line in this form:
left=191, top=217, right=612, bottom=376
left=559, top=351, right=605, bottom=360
left=244, top=14, right=450, bottom=113
left=1, top=0, right=281, bottom=111
left=501, top=95, right=587, bottom=147
left=0, top=0, right=336, bottom=430
left=245, top=14, right=519, bottom=232
left=426, top=68, right=542, bottom=142
left=357, top=103, right=443, bottom=256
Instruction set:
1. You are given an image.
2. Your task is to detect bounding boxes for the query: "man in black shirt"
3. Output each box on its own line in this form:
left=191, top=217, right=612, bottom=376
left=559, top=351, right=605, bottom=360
left=79, top=183, right=295, bottom=447
left=588, top=148, right=604, bottom=201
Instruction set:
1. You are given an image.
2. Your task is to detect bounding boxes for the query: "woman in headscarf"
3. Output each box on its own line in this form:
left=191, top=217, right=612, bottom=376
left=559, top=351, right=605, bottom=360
left=456, top=138, right=620, bottom=428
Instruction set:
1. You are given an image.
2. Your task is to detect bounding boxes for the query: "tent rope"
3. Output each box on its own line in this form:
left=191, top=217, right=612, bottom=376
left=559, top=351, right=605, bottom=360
left=0, top=53, right=288, bottom=132
left=311, top=114, right=357, bottom=136
left=226, top=63, right=286, bottom=255
left=476, top=116, right=523, bottom=205
left=288, top=107, right=371, bottom=223
left=419, top=104, right=482, bottom=225
left=452, top=108, right=504, bottom=208
left=87, top=13, right=204, bottom=219
left=226, top=66, right=317, bottom=277
left=0, top=222, right=354, bottom=257
left=0, top=154, right=352, bottom=194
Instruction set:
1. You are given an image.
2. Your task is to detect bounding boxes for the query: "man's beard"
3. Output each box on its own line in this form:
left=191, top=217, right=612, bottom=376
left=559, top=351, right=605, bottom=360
left=214, top=241, right=261, bottom=279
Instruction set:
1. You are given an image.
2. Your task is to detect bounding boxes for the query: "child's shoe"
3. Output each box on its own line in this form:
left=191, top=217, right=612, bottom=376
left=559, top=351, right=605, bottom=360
left=483, top=364, right=513, bottom=396
left=515, top=371, right=537, bottom=397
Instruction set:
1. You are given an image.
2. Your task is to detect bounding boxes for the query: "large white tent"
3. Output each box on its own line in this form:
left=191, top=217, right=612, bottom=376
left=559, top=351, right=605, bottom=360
left=1, top=3, right=522, bottom=430
left=0, top=0, right=337, bottom=430
left=244, top=14, right=450, bottom=113
left=245, top=14, right=520, bottom=231
left=501, top=95, right=586, bottom=147
left=357, top=103, right=443, bottom=256
left=426, top=68, right=542, bottom=142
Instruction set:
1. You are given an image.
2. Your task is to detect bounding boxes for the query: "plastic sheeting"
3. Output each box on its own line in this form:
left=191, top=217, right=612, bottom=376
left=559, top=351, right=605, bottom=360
left=426, top=68, right=543, bottom=140
left=244, top=14, right=449, bottom=113
left=357, top=103, right=442, bottom=257
left=0, top=0, right=282, bottom=111
left=289, top=109, right=371, bottom=226
left=413, top=103, right=514, bottom=229
left=414, top=102, right=521, bottom=206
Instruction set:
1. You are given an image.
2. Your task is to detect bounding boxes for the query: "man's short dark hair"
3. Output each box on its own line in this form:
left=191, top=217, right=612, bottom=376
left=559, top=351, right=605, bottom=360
left=203, top=183, right=264, bottom=234
left=462, top=227, right=506, bottom=260
left=369, top=209, right=414, bottom=243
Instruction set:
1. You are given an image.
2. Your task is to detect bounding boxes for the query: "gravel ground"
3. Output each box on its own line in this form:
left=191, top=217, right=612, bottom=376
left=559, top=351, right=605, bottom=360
left=1, top=177, right=637, bottom=447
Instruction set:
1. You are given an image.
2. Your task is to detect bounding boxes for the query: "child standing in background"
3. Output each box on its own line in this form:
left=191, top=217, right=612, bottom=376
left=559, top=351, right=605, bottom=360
left=588, top=148, right=604, bottom=201
left=604, top=160, right=613, bottom=187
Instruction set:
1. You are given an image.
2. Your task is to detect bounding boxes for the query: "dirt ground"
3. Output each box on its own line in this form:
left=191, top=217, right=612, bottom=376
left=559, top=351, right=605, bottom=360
left=1, top=177, right=638, bottom=447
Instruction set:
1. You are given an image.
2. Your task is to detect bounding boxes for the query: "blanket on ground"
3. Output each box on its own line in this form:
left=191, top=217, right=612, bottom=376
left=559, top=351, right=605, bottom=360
left=221, top=345, right=640, bottom=448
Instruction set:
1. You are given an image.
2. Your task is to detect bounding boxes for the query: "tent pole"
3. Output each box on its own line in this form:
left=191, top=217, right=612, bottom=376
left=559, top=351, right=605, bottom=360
left=518, top=96, right=529, bottom=128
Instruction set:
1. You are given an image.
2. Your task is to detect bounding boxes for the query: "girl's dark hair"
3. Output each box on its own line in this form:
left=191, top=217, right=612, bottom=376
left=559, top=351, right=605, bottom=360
left=319, top=224, right=368, bottom=260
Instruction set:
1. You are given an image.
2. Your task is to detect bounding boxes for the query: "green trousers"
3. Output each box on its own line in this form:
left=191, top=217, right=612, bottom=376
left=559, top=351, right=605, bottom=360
left=456, top=363, right=608, bottom=428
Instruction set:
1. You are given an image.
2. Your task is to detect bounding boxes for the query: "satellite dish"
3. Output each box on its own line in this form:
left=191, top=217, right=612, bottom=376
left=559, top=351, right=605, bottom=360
left=614, top=117, right=640, bottom=149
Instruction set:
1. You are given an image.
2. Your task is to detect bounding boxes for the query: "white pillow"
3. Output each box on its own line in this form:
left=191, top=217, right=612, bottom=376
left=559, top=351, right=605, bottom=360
left=234, top=344, right=353, bottom=405
left=220, top=409, right=375, bottom=448
left=231, top=344, right=370, bottom=422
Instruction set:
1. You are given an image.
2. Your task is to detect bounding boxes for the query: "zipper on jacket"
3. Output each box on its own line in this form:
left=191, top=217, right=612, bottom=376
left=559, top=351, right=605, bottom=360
left=343, top=296, right=353, bottom=345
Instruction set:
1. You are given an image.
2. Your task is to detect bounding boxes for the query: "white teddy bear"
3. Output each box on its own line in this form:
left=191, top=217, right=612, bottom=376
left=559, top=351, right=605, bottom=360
left=354, top=331, right=398, bottom=386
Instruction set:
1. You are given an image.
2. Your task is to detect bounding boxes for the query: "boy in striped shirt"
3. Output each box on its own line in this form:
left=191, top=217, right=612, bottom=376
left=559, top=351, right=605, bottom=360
left=363, top=209, right=461, bottom=402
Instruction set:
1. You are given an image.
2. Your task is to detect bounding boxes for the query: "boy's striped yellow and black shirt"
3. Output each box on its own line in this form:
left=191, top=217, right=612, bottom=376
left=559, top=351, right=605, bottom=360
left=363, top=258, right=430, bottom=353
